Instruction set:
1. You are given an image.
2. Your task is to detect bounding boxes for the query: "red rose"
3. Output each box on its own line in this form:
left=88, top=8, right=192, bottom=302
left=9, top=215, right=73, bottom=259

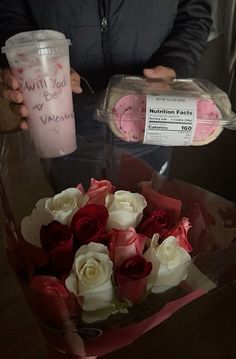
left=31, top=275, right=69, bottom=296
left=137, top=209, right=169, bottom=238
left=29, top=276, right=76, bottom=326
left=116, top=255, right=152, bottom=303
left=40, top=221, right=74, bottom=277
left=71, top=204, right=109, bottom=250
left=40, top=220, right=72, bottom=250
left=164, top=217, right=193, bottom=252
left=109, top=227, right=146, bottom=268
left=87, top=178, right=115, bottom=205
left=139, top=181, right=182, bottom=224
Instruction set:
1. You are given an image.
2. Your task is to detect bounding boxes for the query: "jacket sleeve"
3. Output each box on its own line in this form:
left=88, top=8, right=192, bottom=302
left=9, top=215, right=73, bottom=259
left=0, top=0, right=37, bottom=68
left=148, top=0, right=213, bottom=77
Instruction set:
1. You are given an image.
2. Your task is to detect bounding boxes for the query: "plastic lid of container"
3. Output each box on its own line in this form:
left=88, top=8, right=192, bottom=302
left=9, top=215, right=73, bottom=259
left=2, top=30, right=71, bottom=53
left=97, top=76, right=236, bottom=130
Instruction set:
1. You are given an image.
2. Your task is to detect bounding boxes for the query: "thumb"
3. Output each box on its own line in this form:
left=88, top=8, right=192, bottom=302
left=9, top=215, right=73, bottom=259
left=70, top=68, right=82, bottom=94
left=143, top=68, right=156, bottom=78
left=143, top=66, right=176, bottom=80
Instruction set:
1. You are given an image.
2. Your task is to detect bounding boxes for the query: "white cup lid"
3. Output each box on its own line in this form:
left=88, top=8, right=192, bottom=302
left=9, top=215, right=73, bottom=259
left=2, top=30, right=71, bottom=53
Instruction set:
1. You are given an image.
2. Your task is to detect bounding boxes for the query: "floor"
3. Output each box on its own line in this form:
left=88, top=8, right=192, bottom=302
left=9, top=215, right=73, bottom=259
left=1, top=35, right=236, bottom=358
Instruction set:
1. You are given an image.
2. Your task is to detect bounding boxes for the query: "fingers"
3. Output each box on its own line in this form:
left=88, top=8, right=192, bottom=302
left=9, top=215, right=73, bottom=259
left=1, top=68, right=19, bottom=90
left=9, top=101, right=29, bottom=130
left=1, top=88, right=23, bottom=103
left=20, top=120, right=29, bottom=130
left=9, top=102, right=29, bottom=118
left=0, top=87, right=29, bottom=128
left=0, top=68, right=29, bottom=126
left=0, top=83, right=28, bottom=129
left=70, top=68, right=83, bottom=94
left=143, top=66, right=176, bottom=80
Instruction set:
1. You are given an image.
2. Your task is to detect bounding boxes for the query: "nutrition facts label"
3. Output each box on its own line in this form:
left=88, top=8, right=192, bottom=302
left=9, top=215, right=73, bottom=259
left=143, top=95, right=197, bottom=146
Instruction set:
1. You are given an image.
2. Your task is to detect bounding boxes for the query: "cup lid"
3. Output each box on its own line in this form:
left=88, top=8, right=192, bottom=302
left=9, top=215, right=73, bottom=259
left=2, top=30, right=71, bottom=53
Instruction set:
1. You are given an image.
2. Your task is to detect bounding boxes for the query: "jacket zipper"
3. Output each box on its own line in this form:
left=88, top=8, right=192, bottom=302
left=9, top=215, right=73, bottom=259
left=101, top=16, right=108, bottom=33
left=99, top=0, right=110, bottom=66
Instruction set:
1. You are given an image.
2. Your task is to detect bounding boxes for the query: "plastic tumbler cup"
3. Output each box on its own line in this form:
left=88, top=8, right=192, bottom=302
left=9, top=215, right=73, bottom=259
left=2, top=30, right=77, bottom=158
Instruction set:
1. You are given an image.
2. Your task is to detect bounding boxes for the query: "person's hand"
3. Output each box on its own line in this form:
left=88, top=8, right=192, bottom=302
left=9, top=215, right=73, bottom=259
left=0, top=67, right=83, bottom=130
left=143, top=65, right=176, bottom=80
left=70, top=67, right=83, bottom=94
left=0, top=68, right=29, bottom=129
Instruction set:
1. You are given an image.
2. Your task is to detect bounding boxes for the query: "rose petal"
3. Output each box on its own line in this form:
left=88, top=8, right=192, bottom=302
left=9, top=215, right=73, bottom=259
left=45, top=188, right=89, bottom=225
left=87, top=178, right=115, bottom=205
left=76, top=242, right=109, bottom=257
left=106, top=210, right=139, bottom=231
left=21, top=198, right=52, bottom=248
left=28, top=276, right=75, bottom=326
left=71, top=204, right=109, bottom=248
left=109, top=227, right=146, bottom=267
left=66, top=242, right=114, bottom=312
left=116, top=255, right=152, bottom=303
left=82, top=303, right=117, bottom=324
left=106, top=191, right=147, bottom=230
left=138, top=209, right=170, bottom=238
left=79, top=279, right=114, bottom=311
left=48, top=239, right=74, bottom=277
left=116, top=273, right=149, bottom=304
left=145, top=236, right=191, bottom=293
left=65, top=272, right=78, bottom=295
left=164, top=217, right=192, bottom=252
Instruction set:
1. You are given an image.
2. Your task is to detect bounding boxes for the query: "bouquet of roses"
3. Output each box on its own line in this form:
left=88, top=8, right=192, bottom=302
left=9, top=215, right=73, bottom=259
left=3, top=173, right=217, bottom=358
left=19, top=177, right=192, bottom=322
left=3, top=133, right=236, bottom=358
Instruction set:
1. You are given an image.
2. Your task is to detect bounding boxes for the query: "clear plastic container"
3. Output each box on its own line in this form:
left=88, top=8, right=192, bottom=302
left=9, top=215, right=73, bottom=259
left=2, top=30, right=77, bottom=158
left=97, top=75, right=236, bottom=146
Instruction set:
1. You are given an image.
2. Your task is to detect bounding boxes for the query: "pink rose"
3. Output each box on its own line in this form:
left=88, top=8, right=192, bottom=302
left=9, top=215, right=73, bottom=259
left=137, top=209, right=169, bottom=238
left=109, top=227, right=146, bottom=267
left=87, top=178, right=115, bottom=205
left=40, top=221, right=74, bottom=277
left=163, top=217, right=193, bottom=252
left=116, top=255, right=152, bottom=304
left=76, top=182, right=85, bottom=193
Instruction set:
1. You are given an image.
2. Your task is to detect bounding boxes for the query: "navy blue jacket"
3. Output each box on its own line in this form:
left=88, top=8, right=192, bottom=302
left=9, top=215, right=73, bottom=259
left=0, top=0, right=213, bottom=186
left=0, top=0, right=212, bottom=89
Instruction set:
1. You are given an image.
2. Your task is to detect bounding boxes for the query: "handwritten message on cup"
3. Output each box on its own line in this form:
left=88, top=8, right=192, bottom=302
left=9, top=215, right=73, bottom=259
left=21, top=73, right=74, bottom=125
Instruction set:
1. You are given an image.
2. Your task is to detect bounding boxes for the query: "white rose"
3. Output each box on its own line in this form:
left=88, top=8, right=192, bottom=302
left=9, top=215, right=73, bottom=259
left=65, top=243, right=114, bottom=312
left=144, top=235, right=191, bottom=293
left=105, top=190, right=147, bottom=230
left=45, top=188, right=89, bottom=225
left=21, top=198, right=53, bottom=247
